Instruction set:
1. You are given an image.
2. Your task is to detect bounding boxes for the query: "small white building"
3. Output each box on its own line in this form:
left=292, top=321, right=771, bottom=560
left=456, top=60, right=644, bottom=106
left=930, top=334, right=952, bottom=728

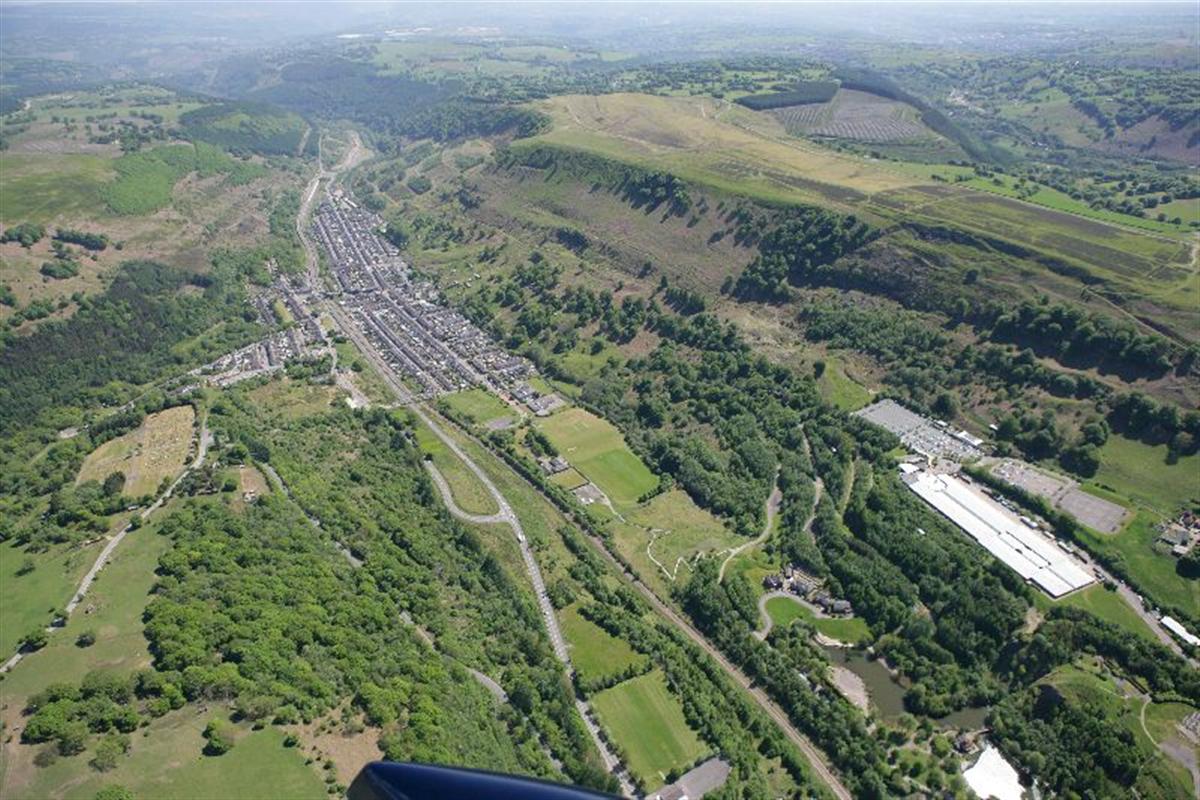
left=1162, top=616, right=1200, bottom=647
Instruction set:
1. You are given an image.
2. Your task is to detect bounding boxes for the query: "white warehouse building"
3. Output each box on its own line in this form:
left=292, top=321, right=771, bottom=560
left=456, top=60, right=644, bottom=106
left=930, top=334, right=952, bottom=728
left=901, top=466, right=1095, bottom=598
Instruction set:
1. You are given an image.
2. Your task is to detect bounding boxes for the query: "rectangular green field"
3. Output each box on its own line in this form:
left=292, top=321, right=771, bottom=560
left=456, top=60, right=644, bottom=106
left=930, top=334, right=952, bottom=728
left=536, top=407, right=658, bottom=506
left=442, top=388, right=514, bottom=425
left=560, top=604, right=647, bottom=684
left=590, top=669, right=709, bottom=787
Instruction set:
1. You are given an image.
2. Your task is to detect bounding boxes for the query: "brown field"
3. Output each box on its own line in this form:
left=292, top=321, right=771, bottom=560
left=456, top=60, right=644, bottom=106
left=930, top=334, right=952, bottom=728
left=771, top=89, right=936, bottom=142
left=76, top=405, right=195, bottom=497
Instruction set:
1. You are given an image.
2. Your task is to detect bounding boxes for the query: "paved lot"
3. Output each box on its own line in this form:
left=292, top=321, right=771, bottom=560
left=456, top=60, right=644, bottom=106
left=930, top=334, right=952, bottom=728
left=993, top=459, right=1127, bottom=534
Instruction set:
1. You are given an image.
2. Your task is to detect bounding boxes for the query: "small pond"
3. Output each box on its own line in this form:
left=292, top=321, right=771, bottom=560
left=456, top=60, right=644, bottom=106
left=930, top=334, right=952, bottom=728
left=821, top=645, right=991, bottom=729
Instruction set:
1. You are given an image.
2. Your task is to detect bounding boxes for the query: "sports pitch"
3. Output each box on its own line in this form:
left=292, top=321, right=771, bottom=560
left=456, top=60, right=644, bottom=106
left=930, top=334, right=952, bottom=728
left=536, top=407, right=658, bottom=507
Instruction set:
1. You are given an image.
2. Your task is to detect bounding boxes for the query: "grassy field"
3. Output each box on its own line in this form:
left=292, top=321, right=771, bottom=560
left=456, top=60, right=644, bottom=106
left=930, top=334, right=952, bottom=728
left=0, top=153, right=115, bottom=223
left=77, top=405, right=195, bottom=497
left=247, top=378, right=341, bottom=421
left=549, top=466, right=588, bottom=489
left=0, top=526, right=171, bottom=700
left=1076, top=510, right=1199, bottom=620
left=626, top=490, right=740, bottom=576
left=536, top=407, right=658, bottom=507
left=1050, top=585, right=1158, bottom=643
left=590, top=669, right=709, bottom=788
left=817, top=358, right=873, bottom=411
left=560, top=604, right=647, bottom=684
left=527, top=93, right=924, bottom=210
left=0, top=538, right=103, bottom=657
left=1093, top=434, right=1200, bottom=515
left=442, top=388, right=514, bottom=425
left=1, top=710, right=323, bottom=800
left=764, top=595, right=872, bottom=643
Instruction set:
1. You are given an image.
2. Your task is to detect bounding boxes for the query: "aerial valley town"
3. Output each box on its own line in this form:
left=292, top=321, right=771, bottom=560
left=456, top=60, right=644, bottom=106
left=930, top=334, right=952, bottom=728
left=1, top=4, right=1197, bottom=800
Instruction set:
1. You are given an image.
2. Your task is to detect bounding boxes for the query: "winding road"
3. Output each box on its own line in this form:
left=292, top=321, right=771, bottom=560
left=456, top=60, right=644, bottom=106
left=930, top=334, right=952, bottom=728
left=299, top=142, right=634, bottom=795
left=315, top=216, right=853, bottom=800
left=717, top=475, right=782, bottom=583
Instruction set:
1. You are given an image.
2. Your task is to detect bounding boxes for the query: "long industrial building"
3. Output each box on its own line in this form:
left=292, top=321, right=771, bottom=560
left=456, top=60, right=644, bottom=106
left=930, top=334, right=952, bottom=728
left=901, top=466, right=1095, bottom=598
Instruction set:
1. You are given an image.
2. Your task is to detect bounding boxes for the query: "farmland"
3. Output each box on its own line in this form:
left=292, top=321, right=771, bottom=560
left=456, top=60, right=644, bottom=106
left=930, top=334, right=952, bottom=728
left=536, top=407, right=658, bottom=508
left=589, top=669, right=709, bottom=788
left=771, top=89, right=938, bottom=143
left=76, top=405, right=195, bottom=498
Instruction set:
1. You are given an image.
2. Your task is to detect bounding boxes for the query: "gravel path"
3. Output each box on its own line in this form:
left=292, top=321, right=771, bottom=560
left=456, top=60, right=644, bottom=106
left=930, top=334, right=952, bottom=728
left=2, top=415, right=211, bottom=674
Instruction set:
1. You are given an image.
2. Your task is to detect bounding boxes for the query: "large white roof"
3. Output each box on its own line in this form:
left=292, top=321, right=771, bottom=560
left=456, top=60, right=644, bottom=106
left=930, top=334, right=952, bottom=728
left=964, top=745, right=1026, bottom=800
left=903, top=470, right=1095, bottom=598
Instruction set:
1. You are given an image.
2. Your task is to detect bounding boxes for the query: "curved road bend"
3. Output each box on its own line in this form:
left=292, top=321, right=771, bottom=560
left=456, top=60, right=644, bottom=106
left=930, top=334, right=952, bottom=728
left=305, top=136, right=842, bottom=797
left=718, top=476, right=782, bottom=583
left=305, top=165, right=633, bottom=791
left=421, top=442, right=635, bottom=797
left=326, top=278, right=852, bottom=800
